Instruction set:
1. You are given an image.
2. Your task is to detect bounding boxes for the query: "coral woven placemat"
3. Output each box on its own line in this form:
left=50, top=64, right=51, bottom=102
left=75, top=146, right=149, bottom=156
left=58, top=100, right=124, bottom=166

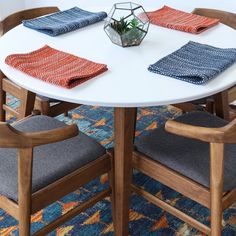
left=5, top=45, right=107, bottom=89
left=147, top=5, right=219, bottom=34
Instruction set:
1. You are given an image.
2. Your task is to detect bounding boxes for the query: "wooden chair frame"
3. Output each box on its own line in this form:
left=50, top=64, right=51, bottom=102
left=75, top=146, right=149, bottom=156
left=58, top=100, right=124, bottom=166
left=173, top=8, right=236, bottom=120
left=0, top=116, right=112, bottom=235
left=192, top=8, right=236, bottom=30
left=0, top=72, right=36, bottom=121
left=133, top=117, right=236, bottom=236
left=192, top=8, right=236, bottom=120
left=0, top=7, right=79, bottom=121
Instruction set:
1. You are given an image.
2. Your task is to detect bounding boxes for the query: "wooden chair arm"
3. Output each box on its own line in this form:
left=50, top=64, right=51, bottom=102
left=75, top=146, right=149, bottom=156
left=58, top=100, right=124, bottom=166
left=0, top=22, right=3, bottom=36
left=192, top=8, right=236, bottom=30
left=165, top=118, right=236, bottom=143
left=0, top=122, right=79, bottom=148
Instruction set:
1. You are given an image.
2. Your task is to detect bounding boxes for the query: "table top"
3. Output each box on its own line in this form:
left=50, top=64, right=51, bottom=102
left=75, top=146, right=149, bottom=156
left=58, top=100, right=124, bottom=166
left=0, top=1, right=236, bottom=107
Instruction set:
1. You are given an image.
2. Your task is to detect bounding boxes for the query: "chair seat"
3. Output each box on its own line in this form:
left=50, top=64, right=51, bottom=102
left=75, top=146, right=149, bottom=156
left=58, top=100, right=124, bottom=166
left=0, top=116, right=106, bottom=202
left=135, top=112, right=236, bottom=192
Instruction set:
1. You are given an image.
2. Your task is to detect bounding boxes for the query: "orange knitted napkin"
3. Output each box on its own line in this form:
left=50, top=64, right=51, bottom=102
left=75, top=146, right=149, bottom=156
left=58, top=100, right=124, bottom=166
left=147, top=6, right=219, bottom=34
left=5, top=45, right=108, bottom=89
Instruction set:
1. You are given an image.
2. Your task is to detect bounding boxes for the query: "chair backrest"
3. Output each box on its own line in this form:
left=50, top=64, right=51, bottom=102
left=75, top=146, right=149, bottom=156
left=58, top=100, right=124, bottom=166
left=192, top=8, right=236, bottom=30
left=0, top=7, right=60, bottom=121
left=0, top=6, right=60, bottom=35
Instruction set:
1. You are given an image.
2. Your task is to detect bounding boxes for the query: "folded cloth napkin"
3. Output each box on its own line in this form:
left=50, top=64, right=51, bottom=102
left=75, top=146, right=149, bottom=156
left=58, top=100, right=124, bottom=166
left=5, top=45, right=108, bottom=88
left=148, top=41, right=236, bottom=84
left=147, top=5, right=219, bottom=34
left=23, top=7, right=107, bottom=36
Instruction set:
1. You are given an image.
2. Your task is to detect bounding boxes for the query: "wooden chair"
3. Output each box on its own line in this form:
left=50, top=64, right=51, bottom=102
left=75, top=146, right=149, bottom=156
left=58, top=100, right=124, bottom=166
left=133, top=111, right=236, bottom=235
left=0, top=7, right=79, bottom=121
left=193, top=8, right=236, bottom=30
left=174, top=9, right=236, bottom=120
left=0, top=114, right=113, bottom=235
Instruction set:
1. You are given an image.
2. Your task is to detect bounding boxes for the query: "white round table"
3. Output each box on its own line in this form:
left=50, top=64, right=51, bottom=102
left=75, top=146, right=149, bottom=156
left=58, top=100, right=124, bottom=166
left=0, top=1, right=236, bottom=235
left=0, top=12, right=236, bottom=107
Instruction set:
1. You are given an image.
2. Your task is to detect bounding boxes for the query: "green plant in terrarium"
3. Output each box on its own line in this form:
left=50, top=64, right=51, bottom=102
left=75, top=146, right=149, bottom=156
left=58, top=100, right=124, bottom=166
left=110, top=17, right=144, bottom=46
left=110, top=17, right=142, bottom=34
left=104, top=2, right=149, bottom=47
left=110, top=17, right=130, bottom=34
left=129, top=18, right=141, bottom=29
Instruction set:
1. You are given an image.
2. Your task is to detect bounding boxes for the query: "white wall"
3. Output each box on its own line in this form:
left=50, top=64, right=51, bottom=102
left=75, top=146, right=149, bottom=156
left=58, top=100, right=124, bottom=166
left=25, top=0, right=236, bottom=13
left=1, top=0, right=235, bottom=20
left=0, top=0, right=25, bottom=20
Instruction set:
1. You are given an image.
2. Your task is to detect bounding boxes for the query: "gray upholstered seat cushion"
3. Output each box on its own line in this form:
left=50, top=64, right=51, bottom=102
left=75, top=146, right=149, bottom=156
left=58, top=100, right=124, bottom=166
left=135, top=112, right=236, bottom=192
left=0, top=116, right=106, bottom=202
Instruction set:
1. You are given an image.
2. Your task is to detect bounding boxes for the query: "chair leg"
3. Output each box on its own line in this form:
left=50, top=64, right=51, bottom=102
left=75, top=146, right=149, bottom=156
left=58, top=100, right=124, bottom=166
left=0, top=90, right=6, bottom=122
left=133, top=108, right=137, bottom=143
left=205, top=98, right=215, bottom=114
left=18, top=148, right=33, bottom=236
left=210, top=143, right=224, bottom=236
left=34, top=98, right=50, bottom=116
left=214, top=91, right=229, bottom=120
left=108, top=153, right=116, bottom=230
left=19, top=206, right=31, bottom=236
left=0, top=71, right=6, bottom=122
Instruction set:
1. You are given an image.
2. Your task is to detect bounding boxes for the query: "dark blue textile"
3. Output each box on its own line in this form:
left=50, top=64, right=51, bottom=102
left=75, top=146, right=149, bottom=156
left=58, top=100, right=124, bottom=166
left=148, top=41, right=236, bottom=84
left=23, top=7, right=107, bottom=36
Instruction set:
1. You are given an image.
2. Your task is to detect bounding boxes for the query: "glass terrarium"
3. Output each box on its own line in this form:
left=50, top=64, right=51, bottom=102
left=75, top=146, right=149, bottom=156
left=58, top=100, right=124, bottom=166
left=104, top=2, right=149, bottom=47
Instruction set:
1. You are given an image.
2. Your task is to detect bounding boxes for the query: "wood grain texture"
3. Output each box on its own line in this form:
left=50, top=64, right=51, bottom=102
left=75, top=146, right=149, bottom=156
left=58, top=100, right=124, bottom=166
left=1, top=7, right=60, bottom=34
left=133, top=151, right=210, bottom=208
left=0, top=195, right=18, bottom=219
left=0, top=122, right=78, bottom=148
left=223, top=189, right=236, bottom=210
left=0, top=71, right=6, bottom=121
left=165, top=117, right=236, bottom=143
left=134, top=114, right=236, bottom=235
left=0, top=114, right=112, bottom=235
left=132, top=185, right=211, bottom=234
left=214, top=91, right=230, bottom=121
left=18, top=148, right=33, bottom=236
left=33, top=189, right=111, bottom=236
left=31, top=154, right=111, bottom=213
left=210, top=143, right=224, bottom=236
left=192, top=8, right=236, bottom=29
left=114, top=107, right=136, bottom=236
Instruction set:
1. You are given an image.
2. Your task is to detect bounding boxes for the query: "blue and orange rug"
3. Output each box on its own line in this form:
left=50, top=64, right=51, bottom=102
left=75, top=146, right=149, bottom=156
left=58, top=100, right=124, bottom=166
left=2, top=97, right=236, bottom=235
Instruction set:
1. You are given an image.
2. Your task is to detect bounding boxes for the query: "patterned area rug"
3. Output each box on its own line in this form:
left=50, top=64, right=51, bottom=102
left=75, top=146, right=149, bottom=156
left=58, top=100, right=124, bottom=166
left=2, top=97, right=236, bottom=235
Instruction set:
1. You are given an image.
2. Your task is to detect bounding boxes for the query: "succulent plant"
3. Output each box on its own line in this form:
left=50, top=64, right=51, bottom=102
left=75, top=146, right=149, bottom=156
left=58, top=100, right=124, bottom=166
left=110, top=17, right=130, bottom=34
left=110, top=17, right=142, bottom=35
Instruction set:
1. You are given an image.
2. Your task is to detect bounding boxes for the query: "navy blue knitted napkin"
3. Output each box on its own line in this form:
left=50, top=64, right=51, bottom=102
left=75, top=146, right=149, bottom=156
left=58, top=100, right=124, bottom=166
left=23, top=7, right=107, bottom=36
left=148, top=41, right=236, bottom=84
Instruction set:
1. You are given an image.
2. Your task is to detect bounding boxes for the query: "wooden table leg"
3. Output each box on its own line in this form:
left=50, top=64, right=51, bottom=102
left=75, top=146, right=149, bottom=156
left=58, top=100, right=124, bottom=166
left=114, top=107, right=136, bottom=236
left=214, top=91, right=229, bottom=120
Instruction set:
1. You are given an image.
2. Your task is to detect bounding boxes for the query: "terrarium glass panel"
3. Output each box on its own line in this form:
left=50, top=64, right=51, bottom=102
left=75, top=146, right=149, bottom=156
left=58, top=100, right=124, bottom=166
left=104, top=2, right=149, bottom=47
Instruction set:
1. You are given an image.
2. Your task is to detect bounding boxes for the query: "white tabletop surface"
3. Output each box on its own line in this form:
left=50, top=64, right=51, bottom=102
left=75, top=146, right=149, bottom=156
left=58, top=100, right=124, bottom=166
left=0, top=1, right=236, bottom=107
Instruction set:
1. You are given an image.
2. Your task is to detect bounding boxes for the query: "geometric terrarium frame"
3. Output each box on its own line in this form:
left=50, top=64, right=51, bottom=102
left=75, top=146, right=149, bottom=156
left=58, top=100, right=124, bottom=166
left=104, top=2, right=149, bottom=47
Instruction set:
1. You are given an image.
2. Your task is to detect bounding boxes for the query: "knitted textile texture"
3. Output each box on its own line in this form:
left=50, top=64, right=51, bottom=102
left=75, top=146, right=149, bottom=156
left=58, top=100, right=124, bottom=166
left=147, top=5, right=219, bottom=34
left=23, top=7, right=107, bottom=36
left=148, top=41, right=236, bottom=84
left=5, top=45, right=108, bottom=89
